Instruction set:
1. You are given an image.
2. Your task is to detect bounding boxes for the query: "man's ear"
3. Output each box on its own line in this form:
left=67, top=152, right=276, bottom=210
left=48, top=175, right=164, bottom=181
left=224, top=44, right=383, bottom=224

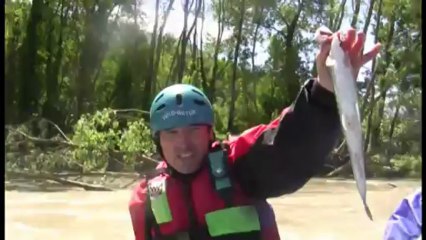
left=152, top=132, right=164, bottom=158
left=152, top=132, right=160, bottom=144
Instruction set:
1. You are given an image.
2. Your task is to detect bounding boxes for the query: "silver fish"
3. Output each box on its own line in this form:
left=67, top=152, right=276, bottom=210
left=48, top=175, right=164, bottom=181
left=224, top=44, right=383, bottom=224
left=315, top=26, right=373, bottom=221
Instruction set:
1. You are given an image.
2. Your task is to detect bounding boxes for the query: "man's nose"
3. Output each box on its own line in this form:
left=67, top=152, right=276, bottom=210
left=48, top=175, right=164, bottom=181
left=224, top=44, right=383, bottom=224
left=175, top=131, right=192, bottom=147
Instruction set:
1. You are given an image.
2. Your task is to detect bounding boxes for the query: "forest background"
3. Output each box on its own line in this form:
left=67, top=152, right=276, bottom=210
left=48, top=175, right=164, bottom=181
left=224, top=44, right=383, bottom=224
left=5, top=0, right=421, bottom=181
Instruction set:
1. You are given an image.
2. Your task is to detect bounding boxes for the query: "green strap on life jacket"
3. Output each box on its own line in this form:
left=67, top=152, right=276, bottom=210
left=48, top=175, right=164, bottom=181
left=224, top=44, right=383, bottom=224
left=148, top=178, right=173, bottom=224
left=205, top=205, right=261, bottom=237
left=206, top=145, right=261, bottom=237
left=208, top=149, right=232, bottom=191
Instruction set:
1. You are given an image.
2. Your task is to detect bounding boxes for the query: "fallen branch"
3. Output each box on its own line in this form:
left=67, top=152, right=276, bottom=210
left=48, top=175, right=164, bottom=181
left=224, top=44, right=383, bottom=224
left=6, top=171, right=114, bottom=191
left=6, top=127, right=160, bottom=164
left=47, top=177, right=114, bottom=191
left=326, top=160, right=352, bottom=177
left=42, top=118, right=72, bottom=142
left=112, top=109, right=150, bottom=115
left=52, top=171, right=139, bottom=178
left=6, top=127, right=78, bottom=148
left=6, top=116, right=71, bottom=142
left=335, top=139, right=346, bottom=154
left=121, top=179, right=140, bottom=189
left=109, top=150, right=160, bottom=164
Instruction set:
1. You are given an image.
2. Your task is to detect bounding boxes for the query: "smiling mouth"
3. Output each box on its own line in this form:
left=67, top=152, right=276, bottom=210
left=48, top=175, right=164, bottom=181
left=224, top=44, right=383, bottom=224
left=178, top=152, right=193, bottom=159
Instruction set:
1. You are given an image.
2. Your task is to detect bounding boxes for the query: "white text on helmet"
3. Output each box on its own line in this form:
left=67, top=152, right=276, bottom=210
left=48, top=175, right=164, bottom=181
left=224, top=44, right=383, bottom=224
left=162, top=109, right=197, bottom=121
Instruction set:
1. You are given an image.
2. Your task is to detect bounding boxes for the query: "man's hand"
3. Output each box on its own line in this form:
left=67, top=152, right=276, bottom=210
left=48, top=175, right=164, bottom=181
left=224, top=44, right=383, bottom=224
left=315, top=27, right=382, bottom=92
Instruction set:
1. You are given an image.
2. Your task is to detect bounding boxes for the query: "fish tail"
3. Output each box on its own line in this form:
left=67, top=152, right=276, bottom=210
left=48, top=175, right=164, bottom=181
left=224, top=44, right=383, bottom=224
left=364, top=204, right=373, bottom=221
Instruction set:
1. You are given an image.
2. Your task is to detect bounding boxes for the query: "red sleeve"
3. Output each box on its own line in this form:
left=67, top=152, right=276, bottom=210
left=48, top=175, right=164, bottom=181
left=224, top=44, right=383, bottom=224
left=129, top=179, right=148, bottom=240
left=229, top=79, right=341, bottom=199
left=227, top=107, right=290, bottom=161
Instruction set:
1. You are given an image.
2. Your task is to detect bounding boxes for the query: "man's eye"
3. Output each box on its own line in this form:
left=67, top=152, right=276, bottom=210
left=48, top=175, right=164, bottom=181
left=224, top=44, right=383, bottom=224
left=189, top=126, right=201, bottom=131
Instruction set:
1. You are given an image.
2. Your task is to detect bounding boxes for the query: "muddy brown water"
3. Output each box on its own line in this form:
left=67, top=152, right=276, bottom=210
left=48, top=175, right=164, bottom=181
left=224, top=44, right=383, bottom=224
left=5, top=178, right=421, bottom=240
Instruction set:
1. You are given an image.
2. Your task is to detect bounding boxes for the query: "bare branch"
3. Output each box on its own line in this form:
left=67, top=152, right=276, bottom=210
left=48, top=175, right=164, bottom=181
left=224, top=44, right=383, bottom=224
left=111, top=108, right=150, bottom=115
left=269, top=25, right=286, bottom=38
left=276, top=11, right=290, bottom=28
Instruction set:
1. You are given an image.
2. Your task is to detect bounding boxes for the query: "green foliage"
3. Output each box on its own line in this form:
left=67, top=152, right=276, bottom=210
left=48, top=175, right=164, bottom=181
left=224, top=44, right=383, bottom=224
left=118, top=119, right=156, bottom=165
left=368, top=154, right=393, bottom=178
left=5, top=123, right=82, bottom=172
left=4, top=0, right=421, bottom=177
left=390, top=155, right=422, bottom=178
left=6, top=108, right=156, bottom=173
left=72, top=108, right=155, bottom=172
left=72, top=109, right=121, bottom=171
left=367, top=154, right=421, bottom=178
left=212, top=97, right=229, bottom=135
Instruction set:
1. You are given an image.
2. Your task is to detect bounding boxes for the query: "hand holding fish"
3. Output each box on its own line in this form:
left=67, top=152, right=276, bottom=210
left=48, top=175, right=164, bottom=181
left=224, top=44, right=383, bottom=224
left=315, top=27, right=381, bottom=92
left=314, top=26, right=382, bottom=221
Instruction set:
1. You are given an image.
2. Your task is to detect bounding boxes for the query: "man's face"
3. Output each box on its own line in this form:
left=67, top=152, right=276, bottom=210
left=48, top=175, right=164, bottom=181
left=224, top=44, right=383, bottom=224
left=159, top=125, right=211, bottom=174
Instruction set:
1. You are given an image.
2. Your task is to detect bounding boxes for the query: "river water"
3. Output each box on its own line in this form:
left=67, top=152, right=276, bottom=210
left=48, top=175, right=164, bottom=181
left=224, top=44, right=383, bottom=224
left=5, top=178, right=421, bottom=240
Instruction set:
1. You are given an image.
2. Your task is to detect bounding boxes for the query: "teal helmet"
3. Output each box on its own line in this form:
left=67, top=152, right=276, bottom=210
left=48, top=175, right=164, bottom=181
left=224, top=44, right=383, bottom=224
left=149, top=84, right=214, bottom=135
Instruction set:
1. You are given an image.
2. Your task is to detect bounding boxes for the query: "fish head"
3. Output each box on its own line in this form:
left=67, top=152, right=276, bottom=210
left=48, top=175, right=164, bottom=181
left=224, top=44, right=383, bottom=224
left=314, top=26, right=333, bottom=44
left=327, top=31, right=354, bottom=72
left=329, top=32, right=347, bottom=63
left=314, top=27, right=353, bottom=72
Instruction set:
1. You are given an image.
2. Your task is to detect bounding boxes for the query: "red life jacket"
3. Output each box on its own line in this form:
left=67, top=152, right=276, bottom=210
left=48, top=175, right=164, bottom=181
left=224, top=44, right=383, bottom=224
left=142, top=143, right=281, bottom=240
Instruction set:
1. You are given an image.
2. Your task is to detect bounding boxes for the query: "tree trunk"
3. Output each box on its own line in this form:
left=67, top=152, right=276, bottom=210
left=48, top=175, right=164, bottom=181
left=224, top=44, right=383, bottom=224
left=251, top=7, right=262, bottom=72
left=333, top=0, right=347, bottom=31
left=167, top=31, right=184, bottom=83
left=227, top=0, right=246, bottom=133
left=363, top=0, right=383, bottom=152
left=76, top=3, right=112, bottom=116
left=388, top=103, right=400, bottom=142
left=363, top=0, right=376, bottom=34
left=328, top=0, right=334, bottom=27
left=199, top=0, right=208, bottom=91
left=187, top=0, right=202, bottom=40
left=188, top=0, right=202, bottom=80
left=18, top=0, right=44, bottom=122
left=370, top=14, right=396, bottom=149
left=251, top=6, right=263, bottom=110
left=43, top=1, right=68, bottom=128
left=112, top=50, right=133, bottom=108
left=282, top=0, right=303, bottom=104
left=177, top=0, right=193, bottom=83
left=360, top=0, right=382, bottom=117
left=191, top=22, right=198, bottom=81
left=384, top=80, right=412, bottom=160
left=350, top=0, right=361, bottom=28
left=153, top=0, right=175, bottom=91
left=144, top=0, right=160, bottom=109
left=5, top=14, right=22, bottom=124
left=209, top=0, right=225, bottom=103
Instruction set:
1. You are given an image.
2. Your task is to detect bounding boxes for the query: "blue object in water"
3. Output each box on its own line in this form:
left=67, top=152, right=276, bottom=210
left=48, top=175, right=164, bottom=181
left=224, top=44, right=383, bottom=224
left=383, top=187, right=422, bottom=240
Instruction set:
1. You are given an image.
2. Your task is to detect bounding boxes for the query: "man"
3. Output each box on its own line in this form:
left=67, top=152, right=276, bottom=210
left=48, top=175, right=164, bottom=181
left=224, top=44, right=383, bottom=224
left=129, top=28, right=381, bottom=240
left=384, top=188, right=422, bottom=240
